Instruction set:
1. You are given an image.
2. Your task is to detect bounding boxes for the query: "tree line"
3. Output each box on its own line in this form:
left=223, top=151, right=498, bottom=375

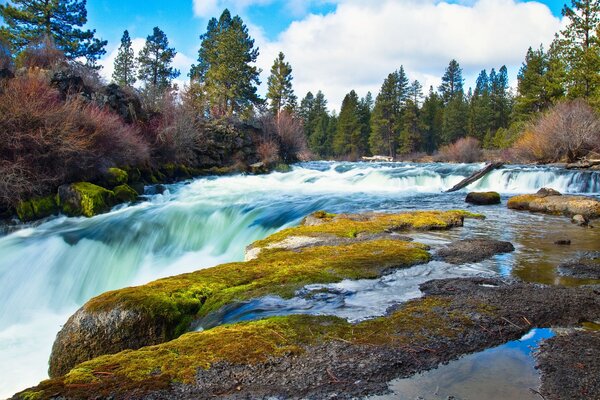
left=2, top=0, right=600, bottom=161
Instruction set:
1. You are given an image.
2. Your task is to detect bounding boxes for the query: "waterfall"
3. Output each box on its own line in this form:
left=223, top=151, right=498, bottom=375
left=0, top=161, right=598, bottom=397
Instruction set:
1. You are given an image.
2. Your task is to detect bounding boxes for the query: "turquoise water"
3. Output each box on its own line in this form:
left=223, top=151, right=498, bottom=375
left=0, top=162, right=598, bottom=397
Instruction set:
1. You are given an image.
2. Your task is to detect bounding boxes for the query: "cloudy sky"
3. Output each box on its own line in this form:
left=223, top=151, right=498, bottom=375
left=84, top=0, right=566, bottom=111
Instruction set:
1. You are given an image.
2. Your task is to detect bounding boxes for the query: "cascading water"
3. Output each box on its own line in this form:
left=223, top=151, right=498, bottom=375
left=0, top=162, right=598, bottom=398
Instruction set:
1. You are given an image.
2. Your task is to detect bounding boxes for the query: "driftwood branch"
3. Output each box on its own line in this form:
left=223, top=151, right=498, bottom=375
left=445, top=162, right=504, bottom=193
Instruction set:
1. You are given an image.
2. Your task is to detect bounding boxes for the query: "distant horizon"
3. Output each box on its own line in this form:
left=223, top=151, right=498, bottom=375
left=2, top=0, right=568, bottom=110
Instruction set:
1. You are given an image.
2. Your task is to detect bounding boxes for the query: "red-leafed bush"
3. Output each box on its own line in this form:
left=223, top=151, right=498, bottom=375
left=435, top=137, right=482, bottom=163
left=0, top=72, right=149, bottom=207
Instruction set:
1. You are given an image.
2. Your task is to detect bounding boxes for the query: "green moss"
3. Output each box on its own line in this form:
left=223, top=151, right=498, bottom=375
left=59, top=183, right=115, bottom=218
left=253, top=210, right=484, bottom=249
left=85, top=239, right=430, bottom=323
left=18, top=390, right=44, bottom=400
left=16, top=195, right=59, bottom=222
left=507, top=194, right=538, bottom=210
left=107, top=168, right=129, bottom=187
left=28, top=296, right=487, bottom=397
left=113, top=184, right=138, bottom=203
left=274, top=163, right=292, bottom=173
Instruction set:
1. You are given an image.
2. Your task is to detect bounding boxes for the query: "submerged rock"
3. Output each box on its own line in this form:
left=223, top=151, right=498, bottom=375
left=507, top=188, right=600, bottom=219
left=572, top=214, right=589, bottom=227
left=435, top=239, right=515, bottom=264
left=465, top=191, right=501, bottom=205
left=47, top=210, right=481, bottom=378
left=558, top=252, right=600, bottom=279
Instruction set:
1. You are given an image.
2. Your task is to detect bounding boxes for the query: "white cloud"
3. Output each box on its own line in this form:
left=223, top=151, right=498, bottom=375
left=192, top=0, right=336, bottom=18
left=253, top=0, right=562, bottom=111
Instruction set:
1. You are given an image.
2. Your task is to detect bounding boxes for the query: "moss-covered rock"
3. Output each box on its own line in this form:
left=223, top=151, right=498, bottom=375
left=47, top=210, right=481, bottom=377
left=15, top=195, right=59, bottom=222
left=508, top=188, right=600, bottom=219
left=18, top=279, right=600, bottom=400
left=57, top=183, right=116, bottom=218
left=465, top=191, right=501, bottom=205
left=113, top=184, right=138, bottom=203
left=105, top=168, right=129, bottom=188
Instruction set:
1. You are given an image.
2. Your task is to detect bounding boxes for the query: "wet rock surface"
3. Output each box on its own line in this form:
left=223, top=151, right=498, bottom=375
left=537, top=330, right=600, bottom=400
left=508, top=188, right=600, bottom=219
left=18, top=278, right=600, bottom=400
left=434, top=239, right=515, bottom=264
left=465, top=191, right=501, bottom=205
left=558, top=252, right=600, bottom=279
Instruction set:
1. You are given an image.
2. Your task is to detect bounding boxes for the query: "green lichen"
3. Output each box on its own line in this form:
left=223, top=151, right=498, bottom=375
left=113, top=184, right=138, bottom=203
left=507, top=194, right=539, bottom=210
left=252, top=210, right=484, bottom=249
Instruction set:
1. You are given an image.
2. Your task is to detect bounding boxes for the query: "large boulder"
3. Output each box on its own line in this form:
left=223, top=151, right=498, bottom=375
left=465, top=191, right=501, bottom=205
left=508, top=188, right=600, bottom=219
left=57, top=182, right=116, bottom=217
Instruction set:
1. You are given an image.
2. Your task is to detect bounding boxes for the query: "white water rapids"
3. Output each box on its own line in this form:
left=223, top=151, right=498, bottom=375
left=0, top=162, right=598, bottom=397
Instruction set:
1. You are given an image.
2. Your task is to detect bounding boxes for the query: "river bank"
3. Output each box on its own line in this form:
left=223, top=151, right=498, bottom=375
left=1, top=162, right=599, bottom=398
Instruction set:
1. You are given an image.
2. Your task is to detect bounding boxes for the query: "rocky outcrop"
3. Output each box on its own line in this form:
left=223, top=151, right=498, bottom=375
left=46, top=210, right=481, bottom=378
left=507, top=188, right=600, bottom=219
left=435, top=238, right=515, bottom=264
left=465, top=191, right=501, bottom=205
left=95, top=84, right=145, bottom=124
left=57, top=182, right=116, bottom=217
left=19, top=278, right=600, bottom=400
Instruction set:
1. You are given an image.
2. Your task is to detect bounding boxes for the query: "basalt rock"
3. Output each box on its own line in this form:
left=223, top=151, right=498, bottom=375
left=558, top=252, right=600, bottom=279
left=47, top=211, right=481, bottom=378
left=57, top=182, right=116, bottom=218
left=19, top=278, right=600, bottom=400
left=508, top=188, right=600, bottom=219
left=465, top=191, right=501, bottom=205
left=434, top=238, right=515, bottom=264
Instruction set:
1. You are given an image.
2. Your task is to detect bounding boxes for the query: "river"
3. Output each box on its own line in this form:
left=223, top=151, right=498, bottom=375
left=1, top=162, right=599, bottom=398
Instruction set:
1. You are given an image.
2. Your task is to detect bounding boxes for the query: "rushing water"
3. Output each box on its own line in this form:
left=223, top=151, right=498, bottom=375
left=0, top=162, right=599, bottom=398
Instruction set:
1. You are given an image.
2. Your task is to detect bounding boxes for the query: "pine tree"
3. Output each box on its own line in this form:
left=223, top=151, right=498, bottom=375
left=558, top=0, right=600, bottom=99
left=420, top=86, right=444, bottom=153
left=470, top=70, right=493, bottom=139
left=0, top=0, right=106, bottom=65
left=399, top=99, right=424, bottom=154
left=308, top=114, right=330, bottom=157
left=489, top=66, right=512, bottom=132
left=112, top=30, right=137, bottom=87
left=514, top=46, right=549, bottom=117
left=137, top=27, right=179, bottom=91
left=409, top=80, right=423, bottom=106
left=190, top=9, right=261, bottom=117
left=357, top=93, right=373, bottom=156
left=369, top=71, right=403, bottom=157
left=334, top=90, right=362, bottom=157
left=266, top=52, right=297, bottom=115
left=439, top=59, right=464, bottom=103
left=442, top=95, right=468, bottom=144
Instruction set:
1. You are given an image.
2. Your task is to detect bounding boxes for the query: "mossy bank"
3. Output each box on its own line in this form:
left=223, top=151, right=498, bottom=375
left=47, top=210, right=480, bottom=377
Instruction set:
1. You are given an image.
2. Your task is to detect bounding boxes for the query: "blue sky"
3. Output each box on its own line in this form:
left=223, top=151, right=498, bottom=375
left=1, top=0, right=569, bottom=110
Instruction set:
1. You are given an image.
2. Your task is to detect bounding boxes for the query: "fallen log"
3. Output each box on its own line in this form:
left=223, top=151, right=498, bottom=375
left=445, top=162, right=504, bottom=193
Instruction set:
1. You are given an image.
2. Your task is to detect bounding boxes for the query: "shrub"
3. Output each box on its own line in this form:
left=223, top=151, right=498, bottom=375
left=435, top=137, right=482, bottom=163
left=260, top=111, right=308, bottom=163
left=0, top=72, right=149, bottom=207
left=142, top=93, right=205, bottom=165
left=513, top=99, right=600, bottom=163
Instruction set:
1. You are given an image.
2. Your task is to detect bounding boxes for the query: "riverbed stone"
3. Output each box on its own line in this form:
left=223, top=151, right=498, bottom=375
left=558, top=252, right=600, bottom=279
left=572, top=214, right=589, bottom=226
left=434, top=238, right=515, bottom=264
left=507, top=188, right=600, bottom=219
left=18, top=278, right=600, bottom=400
left=465, top=191, right=501, bottom=205
left=46, top=210, right=482, bottom=378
